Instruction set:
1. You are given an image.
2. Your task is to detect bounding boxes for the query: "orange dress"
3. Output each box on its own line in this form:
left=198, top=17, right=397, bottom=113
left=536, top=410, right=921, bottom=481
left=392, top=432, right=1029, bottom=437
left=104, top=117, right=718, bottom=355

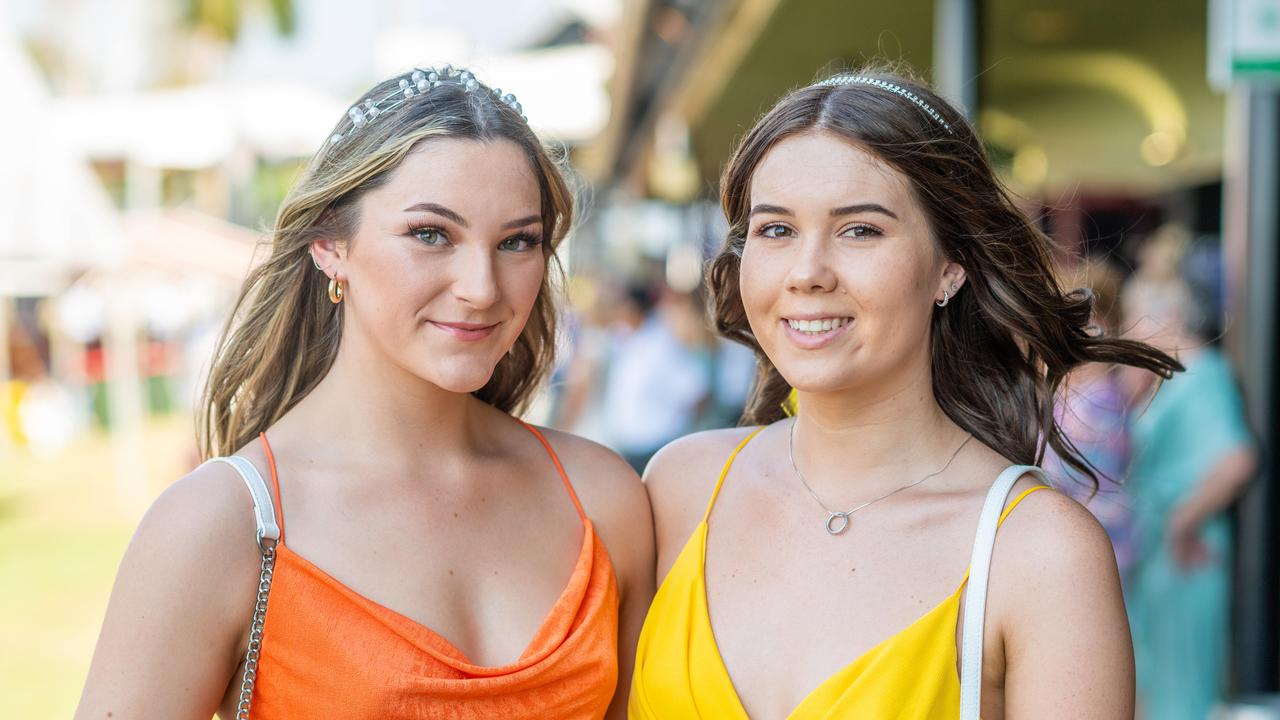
left=248, top=423, right=619, bottom=719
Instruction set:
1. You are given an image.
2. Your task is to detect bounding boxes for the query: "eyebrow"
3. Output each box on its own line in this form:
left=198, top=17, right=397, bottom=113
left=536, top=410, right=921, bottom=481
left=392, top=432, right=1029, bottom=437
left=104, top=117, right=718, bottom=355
left=748, top=202, right=899, bottom=220
left=403, top=202, right=542, bottom=231
left=748, top=203, right=793, bottom=217
left=831, top=203, right=898, bottom=220
left=500, top=214, right=543, bottom=230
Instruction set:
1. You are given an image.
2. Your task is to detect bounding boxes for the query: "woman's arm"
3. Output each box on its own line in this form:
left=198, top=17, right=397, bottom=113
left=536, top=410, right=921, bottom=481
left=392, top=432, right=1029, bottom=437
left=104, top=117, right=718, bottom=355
left=997, top=489, right=1135, bottom=719
left=1167, top=446, right=1258, bottom=567
left=75, top=463, right=261, bottom=720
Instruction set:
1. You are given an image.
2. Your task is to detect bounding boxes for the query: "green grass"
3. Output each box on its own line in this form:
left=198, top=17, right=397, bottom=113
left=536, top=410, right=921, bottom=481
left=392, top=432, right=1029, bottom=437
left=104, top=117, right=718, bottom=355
left=0, top=416, right=195, bottom=719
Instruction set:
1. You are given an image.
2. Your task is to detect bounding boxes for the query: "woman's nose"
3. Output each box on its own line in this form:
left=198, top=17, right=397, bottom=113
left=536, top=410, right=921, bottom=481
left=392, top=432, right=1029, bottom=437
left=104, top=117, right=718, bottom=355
left=451, top=245, right=500, bottom=310
left=785, top=236, right=838, bottom=293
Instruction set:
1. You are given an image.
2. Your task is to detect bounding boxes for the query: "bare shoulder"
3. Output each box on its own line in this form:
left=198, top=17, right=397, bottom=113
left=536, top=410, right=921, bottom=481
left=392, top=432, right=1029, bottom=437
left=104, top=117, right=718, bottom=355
left=75, top=459, right=265, bottom=718
left=988, top=474, right=1125, bottom=640
left=145, top=458, right=265, bottom=565
left=127, top=458, right=265, bottom=625
left=982, top=472, right=1134, bottom=716
left=644, top=426, right=762, bottom=505
left=994, top=477, right=1116, bottom=578
left=644, top=426, right=764, bottom=565
left=958, top=447, right=1105, bottom=563
left=525, top=425, right=648, bottom=521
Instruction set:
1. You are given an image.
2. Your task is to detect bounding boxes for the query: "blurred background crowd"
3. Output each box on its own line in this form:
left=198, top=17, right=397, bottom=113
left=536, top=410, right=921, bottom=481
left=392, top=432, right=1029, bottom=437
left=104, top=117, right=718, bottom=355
left=1, top=0, right=1278, bottom=717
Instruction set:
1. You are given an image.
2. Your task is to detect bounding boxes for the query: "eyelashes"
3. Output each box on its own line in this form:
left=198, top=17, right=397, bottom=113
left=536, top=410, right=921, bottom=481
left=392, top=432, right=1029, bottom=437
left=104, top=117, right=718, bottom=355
left=406, top=224, right=544, bottom=252
left=755, top=223, right=792, bottom=240
left=842, top=224, right=884, bottom=238
left=498, top=231, right=543, bottom=252
left=409, top=225, right=448, bottom=246
left=751, top=222, right=885, bottom=239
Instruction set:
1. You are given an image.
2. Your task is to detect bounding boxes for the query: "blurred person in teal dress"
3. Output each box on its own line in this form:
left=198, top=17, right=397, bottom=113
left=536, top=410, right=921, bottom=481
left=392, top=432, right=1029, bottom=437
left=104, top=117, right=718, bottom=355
left=1121, top=231, right=1258, bottom=720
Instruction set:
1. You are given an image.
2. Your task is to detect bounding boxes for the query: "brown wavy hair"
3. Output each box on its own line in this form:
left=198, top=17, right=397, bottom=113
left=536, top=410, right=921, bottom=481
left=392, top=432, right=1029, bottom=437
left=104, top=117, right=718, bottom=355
left=708, top=65, right=1181, bottom=485
left=199, top=69, right=575, bottom=458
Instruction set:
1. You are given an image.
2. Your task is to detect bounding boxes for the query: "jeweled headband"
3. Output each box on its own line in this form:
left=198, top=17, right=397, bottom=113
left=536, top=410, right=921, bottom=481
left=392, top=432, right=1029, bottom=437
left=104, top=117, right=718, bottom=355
left=329, top=65, right=525, bottom=146
left=813, top=75, right=954, bottom=135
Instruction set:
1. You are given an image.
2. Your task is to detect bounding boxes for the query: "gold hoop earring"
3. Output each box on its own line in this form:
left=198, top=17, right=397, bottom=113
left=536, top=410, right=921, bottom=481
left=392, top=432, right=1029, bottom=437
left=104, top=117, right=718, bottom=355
left=328, top=277, right=345, bottom=304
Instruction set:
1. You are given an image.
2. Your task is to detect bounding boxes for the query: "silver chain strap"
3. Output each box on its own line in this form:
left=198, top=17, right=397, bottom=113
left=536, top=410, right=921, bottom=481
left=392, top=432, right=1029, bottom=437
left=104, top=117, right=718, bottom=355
left=236, top=541, right=276, bottom=720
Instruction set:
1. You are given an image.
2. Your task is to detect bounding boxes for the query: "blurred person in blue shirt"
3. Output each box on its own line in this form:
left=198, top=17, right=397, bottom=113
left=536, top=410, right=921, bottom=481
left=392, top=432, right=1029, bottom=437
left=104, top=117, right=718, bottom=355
left=599, top=284, right=712, bottom=473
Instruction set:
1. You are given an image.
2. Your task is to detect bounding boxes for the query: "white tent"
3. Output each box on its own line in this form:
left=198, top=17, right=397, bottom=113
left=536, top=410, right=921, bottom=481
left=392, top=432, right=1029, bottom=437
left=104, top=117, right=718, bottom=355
left=0, top=19, right=125, bottom=298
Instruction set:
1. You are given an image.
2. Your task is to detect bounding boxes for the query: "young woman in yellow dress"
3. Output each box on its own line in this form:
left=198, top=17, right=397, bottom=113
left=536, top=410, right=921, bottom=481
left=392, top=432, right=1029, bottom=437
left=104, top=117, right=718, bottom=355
left=630, top=69, right=1180, bottom=719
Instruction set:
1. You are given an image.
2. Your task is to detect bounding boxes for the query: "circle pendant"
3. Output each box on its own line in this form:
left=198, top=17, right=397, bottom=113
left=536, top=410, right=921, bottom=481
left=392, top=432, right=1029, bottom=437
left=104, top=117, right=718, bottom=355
left=825, top=512, right=851, bottom=535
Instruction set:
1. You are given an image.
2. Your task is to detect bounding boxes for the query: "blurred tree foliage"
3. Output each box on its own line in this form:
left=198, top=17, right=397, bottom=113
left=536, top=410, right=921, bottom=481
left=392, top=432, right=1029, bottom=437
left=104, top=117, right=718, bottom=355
left=183, top=0, right=297, bottom=42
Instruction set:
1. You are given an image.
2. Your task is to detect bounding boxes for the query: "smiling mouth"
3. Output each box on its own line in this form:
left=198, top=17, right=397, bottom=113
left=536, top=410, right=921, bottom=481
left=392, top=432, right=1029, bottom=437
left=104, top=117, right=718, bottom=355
left=432, top=321, right=498, bottom=330
left=785, top=317, right=853, bottom=335
left=428, top=320, right=500, bottom=341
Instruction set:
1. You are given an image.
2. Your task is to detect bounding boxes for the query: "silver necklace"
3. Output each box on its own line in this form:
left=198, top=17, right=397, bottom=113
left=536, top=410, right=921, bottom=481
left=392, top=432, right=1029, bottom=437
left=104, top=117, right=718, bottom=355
left=787, top=419, right=973, bottom=535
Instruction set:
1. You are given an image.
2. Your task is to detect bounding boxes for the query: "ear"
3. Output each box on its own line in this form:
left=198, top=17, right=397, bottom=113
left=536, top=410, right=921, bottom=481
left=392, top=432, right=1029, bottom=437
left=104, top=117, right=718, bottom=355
left=938, top=262, right=966, bottom=301
left=310, top=236, right=346, bottom=279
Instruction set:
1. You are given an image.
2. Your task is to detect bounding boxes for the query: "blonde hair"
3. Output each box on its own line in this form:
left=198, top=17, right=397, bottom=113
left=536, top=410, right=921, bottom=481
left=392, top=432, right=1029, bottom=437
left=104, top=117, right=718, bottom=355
left=199, top=71, right=575, bottom=458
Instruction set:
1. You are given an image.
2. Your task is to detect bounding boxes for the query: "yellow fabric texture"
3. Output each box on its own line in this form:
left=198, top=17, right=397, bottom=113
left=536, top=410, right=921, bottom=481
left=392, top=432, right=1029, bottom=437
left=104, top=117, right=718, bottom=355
left=629, top=428, right=1047, bottom=719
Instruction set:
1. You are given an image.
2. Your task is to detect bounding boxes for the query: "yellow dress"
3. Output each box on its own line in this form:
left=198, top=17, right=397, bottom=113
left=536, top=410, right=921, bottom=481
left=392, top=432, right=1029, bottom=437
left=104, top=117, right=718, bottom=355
left=629, top=428, right=1048, bottom=719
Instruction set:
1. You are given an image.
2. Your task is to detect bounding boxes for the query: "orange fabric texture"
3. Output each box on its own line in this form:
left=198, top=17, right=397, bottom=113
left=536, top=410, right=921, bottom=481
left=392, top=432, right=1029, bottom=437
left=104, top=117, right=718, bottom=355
left=249, top=423, right=619, bottom=719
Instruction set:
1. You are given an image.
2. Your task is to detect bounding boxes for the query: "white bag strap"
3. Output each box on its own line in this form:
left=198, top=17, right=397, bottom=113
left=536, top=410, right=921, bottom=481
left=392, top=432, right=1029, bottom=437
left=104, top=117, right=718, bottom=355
left=202, top=454, right=282, bottom=718
left=203, top=455, right=281, bottom=552
left=959, top=464, right=1048, bottom=720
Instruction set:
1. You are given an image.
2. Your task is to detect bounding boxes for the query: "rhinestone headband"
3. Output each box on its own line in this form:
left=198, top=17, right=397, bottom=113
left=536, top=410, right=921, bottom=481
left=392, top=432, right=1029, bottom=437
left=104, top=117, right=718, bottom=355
left=814, top=75, right=953, bottom=134
left=329, top=65, right=525, bottom=146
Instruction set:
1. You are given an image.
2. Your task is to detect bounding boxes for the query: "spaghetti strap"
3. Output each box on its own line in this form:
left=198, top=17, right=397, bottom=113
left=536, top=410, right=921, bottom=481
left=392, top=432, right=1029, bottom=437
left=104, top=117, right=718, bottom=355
left=519, top=421, right=587, bottom=523
left=956, top=482, right=1050, bottom=587
left=257, top=432, right=286, bottom=544
left=703, top=427, right=765, bottom=522
left=997, top=485, right=1049, bottom=527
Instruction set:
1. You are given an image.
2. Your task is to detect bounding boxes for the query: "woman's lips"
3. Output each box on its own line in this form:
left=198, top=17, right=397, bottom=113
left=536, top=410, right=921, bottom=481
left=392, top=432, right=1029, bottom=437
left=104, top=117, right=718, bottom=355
left=780, top=317, right=853, bottom=349
left=428, top=320, right=499, bottom=341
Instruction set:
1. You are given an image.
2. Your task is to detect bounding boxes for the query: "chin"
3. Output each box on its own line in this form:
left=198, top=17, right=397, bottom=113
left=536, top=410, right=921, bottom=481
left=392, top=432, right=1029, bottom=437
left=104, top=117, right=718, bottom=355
left=411, top=359, right=501, bottom=394
left=785, top=376, right=859, bottom=396
left=775, top=361, right=867, bottom=395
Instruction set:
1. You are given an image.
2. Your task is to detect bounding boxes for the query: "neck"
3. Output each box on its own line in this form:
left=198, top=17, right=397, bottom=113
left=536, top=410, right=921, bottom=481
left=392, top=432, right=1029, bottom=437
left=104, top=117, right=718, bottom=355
left=790, top=367, right=969, bottom=496
left=282, top=324, right=486, bottom=464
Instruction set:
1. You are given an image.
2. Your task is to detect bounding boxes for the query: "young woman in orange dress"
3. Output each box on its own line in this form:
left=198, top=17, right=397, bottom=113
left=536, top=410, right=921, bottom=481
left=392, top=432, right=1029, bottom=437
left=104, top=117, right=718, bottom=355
left=77, top=66, right=654, bottom=720
left=630, top=68, right=1180, bottom=719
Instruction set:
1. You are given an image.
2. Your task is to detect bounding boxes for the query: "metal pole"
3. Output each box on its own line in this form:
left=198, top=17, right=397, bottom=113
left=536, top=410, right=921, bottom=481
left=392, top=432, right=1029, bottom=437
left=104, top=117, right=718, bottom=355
left=933, top=0, right=981, bottom=119
left=1222, top=81, right=1280, bottom=696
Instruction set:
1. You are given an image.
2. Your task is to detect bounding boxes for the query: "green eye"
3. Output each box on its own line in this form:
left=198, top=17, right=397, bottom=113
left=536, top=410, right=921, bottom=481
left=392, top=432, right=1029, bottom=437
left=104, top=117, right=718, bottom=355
left=411, top=227, right=447, bottom=246
left=500, top=233, right=543, bottom=252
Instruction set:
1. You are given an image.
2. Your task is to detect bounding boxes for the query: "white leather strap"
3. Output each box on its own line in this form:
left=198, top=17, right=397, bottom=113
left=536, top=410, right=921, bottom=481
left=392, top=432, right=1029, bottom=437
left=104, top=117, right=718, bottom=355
left=959, top=464, right=1048, bottom=720
left=204, top=456, right=281, bottom=550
